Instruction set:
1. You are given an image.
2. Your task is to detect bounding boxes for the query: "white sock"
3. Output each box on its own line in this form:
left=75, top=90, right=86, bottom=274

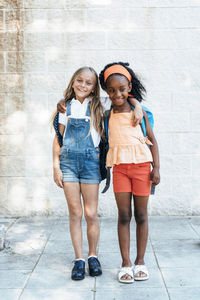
left=88, top=255, right=97, bottom=259
left=74, top=258, right=85, bottom=262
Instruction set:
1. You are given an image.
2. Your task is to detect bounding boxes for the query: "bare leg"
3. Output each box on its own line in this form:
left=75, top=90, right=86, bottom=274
left=115, top=192, right=132, bottom=280
left=81, top=183, right=99, bottom=257
left=63, top=182, right=83, bottom=259
left=133, top=195, right=149, bottom=278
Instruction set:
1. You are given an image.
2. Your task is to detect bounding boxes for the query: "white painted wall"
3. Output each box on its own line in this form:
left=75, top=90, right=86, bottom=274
left=0, top=0, right=200, bottom=216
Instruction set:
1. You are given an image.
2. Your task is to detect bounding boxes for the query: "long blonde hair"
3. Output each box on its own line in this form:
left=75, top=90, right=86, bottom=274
left=54, top=67, right=104, bottom=137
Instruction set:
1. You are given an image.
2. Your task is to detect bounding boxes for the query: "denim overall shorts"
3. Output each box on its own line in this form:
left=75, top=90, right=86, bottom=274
left=60, top=101, right=101, bottom=184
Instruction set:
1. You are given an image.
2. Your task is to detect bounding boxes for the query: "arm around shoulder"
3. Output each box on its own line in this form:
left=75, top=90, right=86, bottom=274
left=128, top=97, right=143, bottom=126
left=57, top=99, right=66, bottom=113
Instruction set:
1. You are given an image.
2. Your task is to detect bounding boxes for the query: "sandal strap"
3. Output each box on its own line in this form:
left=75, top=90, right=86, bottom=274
left=134, top=264, right=149, bottom=276
left=118, top=266, right=133, bottom=279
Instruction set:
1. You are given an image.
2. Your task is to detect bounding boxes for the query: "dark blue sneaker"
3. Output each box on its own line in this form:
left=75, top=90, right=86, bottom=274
left=71, top=260, right=85, bottom=280
left=88, top=257, right=102, bottom=277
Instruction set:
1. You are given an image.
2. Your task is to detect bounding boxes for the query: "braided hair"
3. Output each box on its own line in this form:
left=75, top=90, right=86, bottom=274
left=99, top=62, right=146, bottom=102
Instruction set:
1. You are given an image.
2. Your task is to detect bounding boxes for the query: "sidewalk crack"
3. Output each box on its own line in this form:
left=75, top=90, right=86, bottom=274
left=186, top=217, right=200, bottom=238
left=149, top=236, right=171, bottom=300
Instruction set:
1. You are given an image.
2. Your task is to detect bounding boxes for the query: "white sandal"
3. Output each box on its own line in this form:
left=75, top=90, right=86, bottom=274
left=134, top=264, right=149, bottom=281
left=118, top=266, right=134, bottom=283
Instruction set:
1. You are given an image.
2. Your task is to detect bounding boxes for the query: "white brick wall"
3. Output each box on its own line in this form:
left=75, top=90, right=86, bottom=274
left=0, top=0, right=200, bottom=216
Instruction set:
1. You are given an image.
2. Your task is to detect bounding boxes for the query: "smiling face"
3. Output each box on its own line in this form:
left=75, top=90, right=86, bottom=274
left=72, top=70, right=96, bottom=102
left=106, top=74, right=132, bottom=108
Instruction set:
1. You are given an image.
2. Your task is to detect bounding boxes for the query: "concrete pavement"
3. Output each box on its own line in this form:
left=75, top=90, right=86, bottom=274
left=0, top=216, right=200, bottom=300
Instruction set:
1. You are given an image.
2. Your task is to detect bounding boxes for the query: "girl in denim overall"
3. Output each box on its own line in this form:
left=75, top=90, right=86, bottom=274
left=53, top=67, right=104, bottom=280
left=53, top=66, right=143, bottom=281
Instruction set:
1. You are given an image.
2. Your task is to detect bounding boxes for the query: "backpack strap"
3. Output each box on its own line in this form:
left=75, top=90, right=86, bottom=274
left=100, top=109, right=111, bottom=191
left=85, top=103, right=91, bottom=117
left=53, top=99, right=69, bottom=147
left=66, top=100, right=71, bottom=116
left=130, top=104, right=154, bottom=137
left=142, top=105, right=154, bottom=129
left=53, top=112, right=63, bottom=147
left=104, top=109, right=110, bottom=141
left=101, top=167, right=111, bottom=194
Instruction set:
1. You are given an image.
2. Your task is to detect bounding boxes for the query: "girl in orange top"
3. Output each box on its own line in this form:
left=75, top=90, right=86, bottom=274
left=99, top=62, right=160, bottom=283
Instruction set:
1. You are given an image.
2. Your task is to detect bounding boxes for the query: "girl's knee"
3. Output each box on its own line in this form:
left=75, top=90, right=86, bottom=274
left=134, top=211, right=147, bottom=225
left=70, top=209, right=82, bottom=222
left=85, top=211, right=98, bottom=224
left=118, top=212, right=132, bottom=225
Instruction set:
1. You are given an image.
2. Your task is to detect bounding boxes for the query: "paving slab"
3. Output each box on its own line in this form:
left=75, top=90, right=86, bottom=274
left=155, top=250, right=200, bottom=267
left=49, top=223, right=87, bottom=241
left=6, top=224, right=52, bottom=240
left=16, top=217, right=59, bottom=225
left=45, top=240, right=92, bottom=257
left=99, top=219, right=138, bottom=237
left=100, top=217, right=117, bottom=226
left=0, top=218, right=16, bottom=223
left=43, top=239, right=74, bottom=254
left=20, top=289, right=94, bottom=300
left=0, top=289, right=22, bottom=300
left=168, top=287, right=200, bottom=300
left=95, top=287, right=169, bottom=300
left=99, top=231, right=136, bottom=241
left=56, top=216, right=70, bottom=223
left=0, top=270, right=31, bottom=288
left=49, top=223, right=71, bottom=237
left=3, top=238, right=47, bottom=255
left=0, top=218, right=16, bottom=229
left=151, top=239, right=200, bottom=252
left=187, top=217, right=200, bottom=236
left=186, top=216, right=200, bottom=225
left=161, top=267, right=200, bottom=288
left=26, top=269, right=95, bottom=289
left=57, top=217, right=89, bottom=225
left=149, top=216, right=188, bottom=224
left=0, top=254, right=39, bottom=270
left=98, top=236, right=119, bottom=252
left=35, top=252, right=74, bottom=270
left=149, top=217, right=199, bottom=240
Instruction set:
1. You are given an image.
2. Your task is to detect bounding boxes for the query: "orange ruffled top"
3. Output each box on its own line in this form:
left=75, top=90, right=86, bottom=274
left=106, top=110, right=153, bottom=167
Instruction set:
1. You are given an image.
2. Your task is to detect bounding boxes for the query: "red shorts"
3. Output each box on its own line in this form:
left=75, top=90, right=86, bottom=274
left=113, top=162, right=151, bottom=196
